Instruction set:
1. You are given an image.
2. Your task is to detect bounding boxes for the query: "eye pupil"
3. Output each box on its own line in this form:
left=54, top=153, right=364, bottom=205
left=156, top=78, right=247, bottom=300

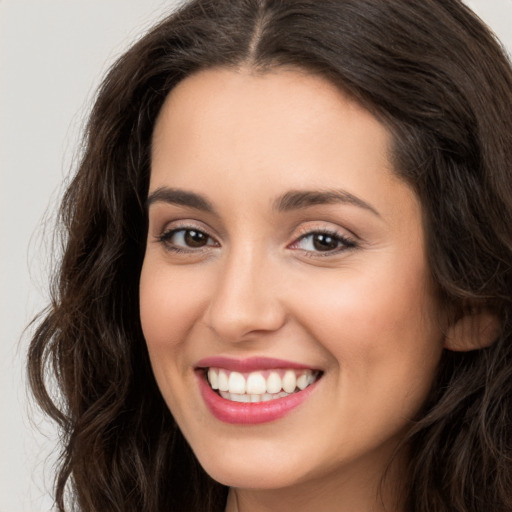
left=313, top=233, right=338, bottom=251
left=185, top=230, right=208, bottom=247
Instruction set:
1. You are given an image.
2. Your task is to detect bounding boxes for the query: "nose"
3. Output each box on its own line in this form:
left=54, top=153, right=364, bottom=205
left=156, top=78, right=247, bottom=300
left=204, top=247, right=286, bottom=342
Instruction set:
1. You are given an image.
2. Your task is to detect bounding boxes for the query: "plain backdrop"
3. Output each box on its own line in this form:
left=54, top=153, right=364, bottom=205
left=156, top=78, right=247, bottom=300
left=1, top=1, right=511, bottom=511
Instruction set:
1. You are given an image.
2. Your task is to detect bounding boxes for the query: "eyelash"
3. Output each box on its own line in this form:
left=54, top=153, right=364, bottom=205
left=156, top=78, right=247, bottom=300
left=155, top=226, right=357, bottom=256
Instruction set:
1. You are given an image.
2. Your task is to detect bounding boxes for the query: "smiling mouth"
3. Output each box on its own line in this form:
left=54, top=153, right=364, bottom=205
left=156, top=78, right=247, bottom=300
left=204, top=367, right=322, bottom=403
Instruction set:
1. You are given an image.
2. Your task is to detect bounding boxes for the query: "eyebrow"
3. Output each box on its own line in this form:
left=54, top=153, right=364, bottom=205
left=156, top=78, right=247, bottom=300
left=146, top=186, right=380, bottom=217
left=146, top=187, right=215, bottom=213
left=273, top=189, right=380, bottom=216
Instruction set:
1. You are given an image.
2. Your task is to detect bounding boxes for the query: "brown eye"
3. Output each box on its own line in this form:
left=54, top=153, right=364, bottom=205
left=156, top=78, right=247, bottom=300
left=312, top=233, right=339, bottom=251
left=184, top=229, right=209, bottom=247
left=158, top=228, right=217, bottom=251
left=290, top=230, right=356, bottom=255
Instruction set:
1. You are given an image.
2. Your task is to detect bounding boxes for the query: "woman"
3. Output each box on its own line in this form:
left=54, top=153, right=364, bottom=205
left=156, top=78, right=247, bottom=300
left=28, top=0, right=512, bottom=511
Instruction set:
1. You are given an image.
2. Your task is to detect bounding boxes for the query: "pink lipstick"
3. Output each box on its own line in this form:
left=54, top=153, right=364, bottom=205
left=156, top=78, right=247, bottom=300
left=195, top=356, right=321, bottom=424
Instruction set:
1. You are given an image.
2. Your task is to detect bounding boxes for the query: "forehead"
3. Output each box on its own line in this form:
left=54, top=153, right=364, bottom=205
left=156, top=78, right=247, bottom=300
left=152, top=66, right=393, bottom=167
left=150, top=67, right=417, bottom=223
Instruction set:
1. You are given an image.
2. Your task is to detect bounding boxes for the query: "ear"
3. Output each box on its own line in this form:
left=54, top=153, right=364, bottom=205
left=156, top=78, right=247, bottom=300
left=444, top=308, right=500, bottom=352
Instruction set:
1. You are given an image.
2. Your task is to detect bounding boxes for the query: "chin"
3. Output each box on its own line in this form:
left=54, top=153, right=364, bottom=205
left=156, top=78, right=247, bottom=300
left=203, top=462, right=305, bottom=490
left=193, top=440, right=311, bottom=490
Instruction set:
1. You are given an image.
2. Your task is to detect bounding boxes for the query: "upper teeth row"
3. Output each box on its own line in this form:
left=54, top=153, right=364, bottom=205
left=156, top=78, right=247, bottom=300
left=207, top=368, right=317, bottom=395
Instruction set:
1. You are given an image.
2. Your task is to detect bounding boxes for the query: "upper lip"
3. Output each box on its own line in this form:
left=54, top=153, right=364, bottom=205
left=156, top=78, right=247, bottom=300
left=195, top=356, right=319, bottom=373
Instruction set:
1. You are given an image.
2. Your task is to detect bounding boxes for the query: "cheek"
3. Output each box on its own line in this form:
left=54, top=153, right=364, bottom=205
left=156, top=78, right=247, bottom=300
left=291, top=254, right=443, bottom=392
left=139, top=261, right=207, bottom=361
left=139, top=261, right=212, bottom=423
left=292, top=269, right=443, bottom=449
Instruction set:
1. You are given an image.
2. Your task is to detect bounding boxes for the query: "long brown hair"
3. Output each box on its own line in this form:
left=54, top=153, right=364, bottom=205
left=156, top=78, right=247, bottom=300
left=28, top=1, right=512, bottom=510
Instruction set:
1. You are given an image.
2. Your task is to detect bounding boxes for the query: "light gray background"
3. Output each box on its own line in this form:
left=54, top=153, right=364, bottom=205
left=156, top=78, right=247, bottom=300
left=1, top=1, right=511, bottom=511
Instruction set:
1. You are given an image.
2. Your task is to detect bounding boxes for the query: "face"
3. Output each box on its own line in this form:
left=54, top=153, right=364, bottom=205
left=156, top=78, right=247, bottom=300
left=140, top=67, right=445, bottom=504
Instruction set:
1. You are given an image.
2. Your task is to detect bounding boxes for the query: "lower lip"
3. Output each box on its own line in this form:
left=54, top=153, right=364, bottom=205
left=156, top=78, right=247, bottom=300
left=197, top=371, right=320, bottom=424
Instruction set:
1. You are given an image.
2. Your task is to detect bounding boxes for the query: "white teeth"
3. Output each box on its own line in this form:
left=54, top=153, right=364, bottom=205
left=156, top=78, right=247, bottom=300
left=282, top=370, right=297, bottom=393
left=219, top=390, right=294, bottom=403
left=207, top=367, right=320, bottom=402
left=208, top=368, right=219, bottom=390
left=266, top=372, right=282, bottom=394
left=218, top=370, right=229, bottom=392
left=246, top=372, right=267, bottom=394
left=296, top=373, right=309, bottom=390
left=228, top=371, right=246, bottom=394
left=230, top=393, right=250, bottom=403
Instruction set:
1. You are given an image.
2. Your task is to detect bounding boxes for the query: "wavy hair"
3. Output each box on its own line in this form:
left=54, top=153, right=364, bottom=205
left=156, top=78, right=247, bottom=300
left=28, top=0, right=512, bottom=510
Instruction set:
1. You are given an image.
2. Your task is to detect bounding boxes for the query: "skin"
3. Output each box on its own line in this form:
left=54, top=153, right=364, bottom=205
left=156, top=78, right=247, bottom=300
left=140, top=67, right=447, bottom=511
